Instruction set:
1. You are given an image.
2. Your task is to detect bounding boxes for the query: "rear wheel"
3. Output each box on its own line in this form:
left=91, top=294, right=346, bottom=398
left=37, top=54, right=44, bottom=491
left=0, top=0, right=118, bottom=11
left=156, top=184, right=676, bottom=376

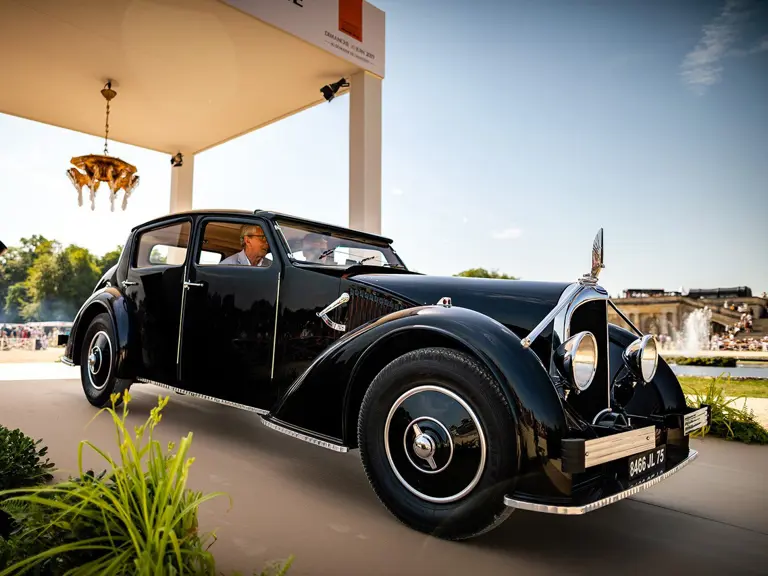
left=358, top=347, right=518, bottom=540
left=79, top=313, right=131, bottom=408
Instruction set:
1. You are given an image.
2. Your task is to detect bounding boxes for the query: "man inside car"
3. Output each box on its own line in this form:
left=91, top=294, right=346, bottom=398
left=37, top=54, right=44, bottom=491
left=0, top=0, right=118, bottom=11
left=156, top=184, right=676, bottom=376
left=220, top=224, right=271, bottom=267
left=301, top=233, right=330, bottom=263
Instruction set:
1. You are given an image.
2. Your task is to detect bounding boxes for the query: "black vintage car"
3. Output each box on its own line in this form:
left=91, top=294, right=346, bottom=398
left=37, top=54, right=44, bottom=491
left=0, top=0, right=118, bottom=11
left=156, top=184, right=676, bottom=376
left=61, top=209, right=710, bottom=540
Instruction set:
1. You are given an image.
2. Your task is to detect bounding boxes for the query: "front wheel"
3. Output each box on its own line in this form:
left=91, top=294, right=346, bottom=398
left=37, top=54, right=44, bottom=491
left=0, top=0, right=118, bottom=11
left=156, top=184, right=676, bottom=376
left=358, top=347, right=519, bottom=540
left=79, top=312, right=132, bottom=408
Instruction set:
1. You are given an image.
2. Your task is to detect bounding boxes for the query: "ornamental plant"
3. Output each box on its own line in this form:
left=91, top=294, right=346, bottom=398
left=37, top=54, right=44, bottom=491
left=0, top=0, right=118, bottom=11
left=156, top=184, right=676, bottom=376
left=684, top=374, right=768, bottom=445
left=0, top=391, right=228, bottom=575
left=0, top=424, right=55, bottom=493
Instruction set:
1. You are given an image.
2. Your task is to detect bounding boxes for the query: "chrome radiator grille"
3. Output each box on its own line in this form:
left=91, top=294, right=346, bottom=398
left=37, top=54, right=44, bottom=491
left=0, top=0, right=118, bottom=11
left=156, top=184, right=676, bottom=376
left=565, top=298, right=611, bottom=422
left=346, top=286, right=410, bottom=331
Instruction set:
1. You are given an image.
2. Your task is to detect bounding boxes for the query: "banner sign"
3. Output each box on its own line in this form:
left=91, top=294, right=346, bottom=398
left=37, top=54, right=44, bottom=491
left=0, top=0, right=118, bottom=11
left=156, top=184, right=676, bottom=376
left=220, top=0, right=385, bottom=77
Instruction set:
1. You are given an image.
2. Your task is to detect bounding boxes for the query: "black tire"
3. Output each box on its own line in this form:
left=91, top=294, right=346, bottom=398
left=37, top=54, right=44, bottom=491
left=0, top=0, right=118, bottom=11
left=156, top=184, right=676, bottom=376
left=79, top=312, right=132, bottom=408
left=358, top=347, right=518, bottom=540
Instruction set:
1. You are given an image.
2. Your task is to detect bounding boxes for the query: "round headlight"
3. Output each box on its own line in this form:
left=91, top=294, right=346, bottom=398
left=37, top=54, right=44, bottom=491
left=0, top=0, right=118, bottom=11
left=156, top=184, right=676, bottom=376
left=623, top=334, right=659, bottom=383
left=554, top=331, right=598, bottom=392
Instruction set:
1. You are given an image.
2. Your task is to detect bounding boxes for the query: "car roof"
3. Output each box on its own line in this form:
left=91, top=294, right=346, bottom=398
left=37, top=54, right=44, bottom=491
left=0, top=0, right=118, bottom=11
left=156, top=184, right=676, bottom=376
left=255, top=210, right=394, bottom=245
left=131, top=208, right=394, bottom=244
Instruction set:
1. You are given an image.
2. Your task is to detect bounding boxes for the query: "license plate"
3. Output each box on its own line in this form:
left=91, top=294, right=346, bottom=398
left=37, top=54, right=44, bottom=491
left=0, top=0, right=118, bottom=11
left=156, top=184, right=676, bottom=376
left=628, top=445, right=666, bottom=481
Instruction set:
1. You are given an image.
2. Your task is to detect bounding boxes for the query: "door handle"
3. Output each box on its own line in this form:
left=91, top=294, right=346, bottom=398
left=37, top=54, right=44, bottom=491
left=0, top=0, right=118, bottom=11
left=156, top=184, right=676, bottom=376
left=121, top=280, right=138, bottom=288
left=183, top=281, right=204, bottom=289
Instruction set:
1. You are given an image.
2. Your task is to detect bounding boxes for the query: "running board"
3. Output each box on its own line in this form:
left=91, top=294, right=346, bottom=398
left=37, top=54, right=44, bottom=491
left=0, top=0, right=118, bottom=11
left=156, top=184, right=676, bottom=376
left=136, top=378, right=349, bottom=453
left=261, top=417, right=349, bottom=453
left=136, top=378, right=268, bottom=415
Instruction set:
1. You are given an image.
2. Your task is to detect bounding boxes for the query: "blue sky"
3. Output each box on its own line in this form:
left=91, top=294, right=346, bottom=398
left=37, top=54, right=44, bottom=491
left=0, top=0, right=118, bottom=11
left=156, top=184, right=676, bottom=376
left=1, top=0, right=766, bottom=298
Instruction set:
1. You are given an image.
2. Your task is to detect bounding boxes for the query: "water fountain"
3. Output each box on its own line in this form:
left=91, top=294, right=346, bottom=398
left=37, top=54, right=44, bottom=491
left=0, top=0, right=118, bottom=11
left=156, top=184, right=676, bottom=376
left=674, top=307, right=712, bottom=354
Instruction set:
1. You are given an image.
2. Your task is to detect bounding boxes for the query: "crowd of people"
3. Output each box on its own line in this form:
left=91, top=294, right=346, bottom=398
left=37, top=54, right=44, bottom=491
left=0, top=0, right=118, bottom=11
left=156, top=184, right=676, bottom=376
left=0, top=323, right=68, bottom=351
left=719, top=301, right=756, bottom=333
left=710, top=322, right=768, bottom=352
left=705, top=299, right=768, bottom=351
left=708, top=333, right=768, bottom=352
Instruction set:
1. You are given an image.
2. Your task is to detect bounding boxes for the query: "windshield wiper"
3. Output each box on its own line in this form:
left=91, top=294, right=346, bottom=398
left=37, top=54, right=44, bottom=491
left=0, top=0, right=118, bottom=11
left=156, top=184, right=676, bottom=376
left=356, top=256, right=406, bottom=269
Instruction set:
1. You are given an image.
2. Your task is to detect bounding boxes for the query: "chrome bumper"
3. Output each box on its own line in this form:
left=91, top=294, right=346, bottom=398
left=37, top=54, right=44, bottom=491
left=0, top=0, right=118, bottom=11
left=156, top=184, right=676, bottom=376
left=60, top=356, right=75, bottom=367
left=504, top=448, right=699, bottom=515
left=561, top=425, right=656, bottom=473
left=683, top=406, right=710, bottom=435
left=560, top=405, right=711, bottom=474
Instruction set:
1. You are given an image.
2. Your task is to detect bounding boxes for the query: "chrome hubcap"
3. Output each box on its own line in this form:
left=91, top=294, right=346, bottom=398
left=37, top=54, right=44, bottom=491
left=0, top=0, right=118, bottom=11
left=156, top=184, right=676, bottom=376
left=88, top=347, right=102, bottom=375
left=404, top=417, right=453, bottom=474
left=85, top=331, right=112, bottom=391
left=413, top=431, right=435, bottom=460
left=384, top=385, right=486, bottom=503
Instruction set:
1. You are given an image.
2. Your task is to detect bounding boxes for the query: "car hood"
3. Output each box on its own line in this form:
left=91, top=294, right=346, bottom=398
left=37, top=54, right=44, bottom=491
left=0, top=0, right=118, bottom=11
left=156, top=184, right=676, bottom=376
left=349, top=273, right=571, bottom=343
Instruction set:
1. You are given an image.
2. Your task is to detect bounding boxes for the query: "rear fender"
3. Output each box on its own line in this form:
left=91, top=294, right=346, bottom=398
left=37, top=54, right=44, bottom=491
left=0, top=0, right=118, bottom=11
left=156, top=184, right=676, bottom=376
left=268, top=305, right=569, bottom=480
left=64, top=287, right=137, bottom=379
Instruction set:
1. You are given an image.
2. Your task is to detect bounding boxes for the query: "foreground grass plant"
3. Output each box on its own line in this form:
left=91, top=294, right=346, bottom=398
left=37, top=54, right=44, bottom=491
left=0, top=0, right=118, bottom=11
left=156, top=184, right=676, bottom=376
left=0, top=391, right=228, bottom=575
left=684, top=373, right=768, bottom=445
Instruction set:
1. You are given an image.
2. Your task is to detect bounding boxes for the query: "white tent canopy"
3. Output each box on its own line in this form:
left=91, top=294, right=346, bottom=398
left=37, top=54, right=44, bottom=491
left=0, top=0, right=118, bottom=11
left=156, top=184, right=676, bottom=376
left=0, top=0, right=385, bottom=232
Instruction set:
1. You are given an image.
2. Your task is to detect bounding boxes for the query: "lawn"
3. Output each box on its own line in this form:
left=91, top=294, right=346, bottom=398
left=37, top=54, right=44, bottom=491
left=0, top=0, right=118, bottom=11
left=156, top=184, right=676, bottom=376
left=677, top=376, right=768, bottom=399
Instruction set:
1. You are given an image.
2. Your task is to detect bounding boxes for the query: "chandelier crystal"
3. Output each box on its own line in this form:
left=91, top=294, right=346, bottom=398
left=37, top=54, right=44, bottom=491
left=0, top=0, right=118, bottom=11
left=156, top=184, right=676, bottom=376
left=66, top=81, right=140, bottom=211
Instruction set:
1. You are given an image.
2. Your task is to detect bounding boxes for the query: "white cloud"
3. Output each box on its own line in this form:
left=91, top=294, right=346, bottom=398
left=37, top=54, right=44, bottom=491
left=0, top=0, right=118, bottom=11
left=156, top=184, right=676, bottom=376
left=753, top=36, right=768, bottom=53
left=391, top=187, right=404, bottom=196
left=491, top=228, right=523, bottom=240
left=679, top=0, right=751, bottom=94
left=731, top=35, right=768, bottom=56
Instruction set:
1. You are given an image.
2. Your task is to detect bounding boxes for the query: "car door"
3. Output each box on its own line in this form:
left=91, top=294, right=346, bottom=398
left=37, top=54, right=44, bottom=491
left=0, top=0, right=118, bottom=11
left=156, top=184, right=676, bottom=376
left=178, top=216, right=281, bottom=410
left=120, top=216, right=192, bottom=385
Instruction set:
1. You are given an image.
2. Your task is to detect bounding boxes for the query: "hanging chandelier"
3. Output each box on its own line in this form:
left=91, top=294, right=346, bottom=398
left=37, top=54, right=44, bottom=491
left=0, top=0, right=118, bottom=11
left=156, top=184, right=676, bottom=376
left=66, top=81, right=140, bottom=211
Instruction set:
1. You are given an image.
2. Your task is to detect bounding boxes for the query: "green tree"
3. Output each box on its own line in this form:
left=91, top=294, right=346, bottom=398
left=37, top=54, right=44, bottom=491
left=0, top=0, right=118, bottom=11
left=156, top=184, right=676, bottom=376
left=149, top=246, right=167, bottom=264
left=454, top=267, right=518, bottom=279
left=0, top=237, right=108, bottom=322
left=23, top=245, right=101, bottom=321
left=0, top=236, right=56, bottom=322
left=3, top=283, right=30, bottom=323
left=98, top=245, right=123, bottom=275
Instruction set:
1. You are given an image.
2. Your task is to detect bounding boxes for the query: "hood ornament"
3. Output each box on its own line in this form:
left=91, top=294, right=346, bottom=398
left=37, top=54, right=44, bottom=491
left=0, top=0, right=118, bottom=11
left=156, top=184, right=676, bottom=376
left=580, top=228, right=604, bottom=286
left=521, top=227, right=605, bottom=348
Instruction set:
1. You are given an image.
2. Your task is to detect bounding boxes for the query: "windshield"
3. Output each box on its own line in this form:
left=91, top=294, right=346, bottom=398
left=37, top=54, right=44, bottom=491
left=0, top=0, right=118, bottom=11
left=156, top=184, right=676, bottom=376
left=274, top=220, right=406, bottom=270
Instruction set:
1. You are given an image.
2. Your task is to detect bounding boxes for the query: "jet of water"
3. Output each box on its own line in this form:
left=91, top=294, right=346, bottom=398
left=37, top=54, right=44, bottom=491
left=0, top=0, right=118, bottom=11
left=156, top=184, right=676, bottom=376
left=675, top=307, right=712, bottom=353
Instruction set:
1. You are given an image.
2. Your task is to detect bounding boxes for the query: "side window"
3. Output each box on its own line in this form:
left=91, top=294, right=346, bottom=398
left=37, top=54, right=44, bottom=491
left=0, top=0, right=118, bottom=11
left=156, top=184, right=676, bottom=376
left=133, top=221, right=191, bottom=269
left=196, top=221, right=273, bottom=268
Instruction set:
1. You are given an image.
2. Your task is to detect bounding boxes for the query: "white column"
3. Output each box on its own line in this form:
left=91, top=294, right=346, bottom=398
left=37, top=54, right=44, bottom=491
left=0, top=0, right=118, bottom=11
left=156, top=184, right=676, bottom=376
left=349, top=71, right=382, bottom=234
left=170, top=153, right=195, bottom=213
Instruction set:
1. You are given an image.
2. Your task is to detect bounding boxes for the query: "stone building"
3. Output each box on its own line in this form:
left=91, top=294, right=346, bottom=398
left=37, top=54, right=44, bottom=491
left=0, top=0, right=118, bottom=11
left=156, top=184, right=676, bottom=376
left=608, top=288, right=768, bottom=339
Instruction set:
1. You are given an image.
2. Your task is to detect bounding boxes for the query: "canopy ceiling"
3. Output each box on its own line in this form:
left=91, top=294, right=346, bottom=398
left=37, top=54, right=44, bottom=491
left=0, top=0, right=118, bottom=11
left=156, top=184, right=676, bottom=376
left=0, top=0, right=365, bottom=155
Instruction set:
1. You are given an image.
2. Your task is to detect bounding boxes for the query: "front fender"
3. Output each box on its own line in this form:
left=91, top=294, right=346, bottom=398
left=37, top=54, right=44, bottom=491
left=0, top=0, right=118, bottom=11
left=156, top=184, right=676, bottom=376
left=63, top=287, right=137, bottom=379
left=608, top=324, right=688, bottom=415
left=268, top=305, right=569, bottom=478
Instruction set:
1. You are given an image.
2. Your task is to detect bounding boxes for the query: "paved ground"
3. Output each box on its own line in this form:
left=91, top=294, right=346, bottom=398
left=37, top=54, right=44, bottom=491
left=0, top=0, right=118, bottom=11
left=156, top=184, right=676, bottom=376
left=1, top=378, right=767, bottom=576
left=0, top=347, right=62, bottom=363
